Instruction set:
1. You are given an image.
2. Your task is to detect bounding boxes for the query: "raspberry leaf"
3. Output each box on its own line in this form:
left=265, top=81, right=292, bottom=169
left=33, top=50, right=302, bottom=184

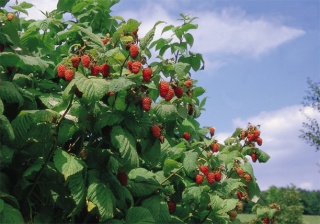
left=182, top=151, right=198, bottom=176
left=126, top=207, right=155, bottom=224
left=141, top=195, right=171, bottom=223
left=153, top=103, right=178, bottom=121
left=109, top=77, right=135, bottom=93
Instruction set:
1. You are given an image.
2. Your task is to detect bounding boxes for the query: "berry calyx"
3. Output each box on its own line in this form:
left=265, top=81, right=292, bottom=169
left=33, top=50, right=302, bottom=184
left=117, top=171, right=128, bottom=186
left=81, top=55, right=91, bottom=68
left=64, top=69, right=74, bottom=82
left=57, top=64, right=66, bottom=78
left=129, top=44, right=139, bottom=58
left=183, top=132, right=190, bottom=141
left=142, top=67, right=152, bottom=82
left=167, top=201, right=176, bottom=214
left=141, top=97, right=152, bottom=112
left=159, top=81, right=169, bottom=97
left=174, top=86, right=183, bottom=98
left=151, top=125, right=161, bottom=138
left=199, top=165, right=209, bottom=175
left=196, top=174, right=204, bottom=184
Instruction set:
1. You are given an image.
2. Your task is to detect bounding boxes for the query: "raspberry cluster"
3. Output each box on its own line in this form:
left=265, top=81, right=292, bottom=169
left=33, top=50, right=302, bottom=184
left=196, top=165, right=222, bottom=185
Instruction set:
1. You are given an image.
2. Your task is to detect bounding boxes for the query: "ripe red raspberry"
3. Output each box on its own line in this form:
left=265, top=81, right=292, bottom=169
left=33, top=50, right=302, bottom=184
left=237, top=191, right=243, bottom=200
left=127, top=60, right=133, bottom=72
left=206, top=172, right=215, bottom=184
left=244, top=173, right=251, bottom=183
left=184, top=79, right=192, bottom=88
left=81, top=55, right=91, bottom=68
left=164, top=88, right=174, bottom=101
left=64, top=69, right=74, bottom=82
left=133, top=28, right=139, bottom=37
left=167, top=201, right=176, bottom=214
left=7, top=13, right=14, bottom=21
left=183, top=132, right=190, bottom=141
left=101, top=38, right=108, bottom=45
left=256, top=137, right=262, bottom=146
left=211, top=142, right=220, bottom=152
left=151, top=125, right=161, bottom=138
left=199, top=165, right=209, bottom=175
left=159, top=81, right=169, bottom=97
left=91, top=65, right=100, bottom=76
left=142, top=67, right=152, bottom=82
left=100, top=63, right=110, bottom=77
left=196, top=174, right=204, bottom=184
left=262, top=217, right=270, bottom=224
left=251, top=153, right=257, bottom=163
left=253, top=129, right=260, bottom=138
left=247, top=134, right=255, bottom=142
left=174, top=86, right=183, bottom=98
left=209, top=127, right=215, bottom=136
left=71, top=55, right=80, bottom=69
left=131, top=61, right=141, bottom=74
left=117, top=171, right=128, bottom=186
left=214, top=171, right=221, bottom=182
left=129, top=44, right=139, bottom=58
left=141, top=97, right=152, bottom=112
left=188, top=104, right=194, bottom=115
left=237, top=168, right=244, bottom=177
left=57, top=64, right=66, bottom=78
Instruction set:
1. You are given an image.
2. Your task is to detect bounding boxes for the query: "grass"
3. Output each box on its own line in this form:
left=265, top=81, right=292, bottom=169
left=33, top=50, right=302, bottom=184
left=238, top=214, right=320, bottom=224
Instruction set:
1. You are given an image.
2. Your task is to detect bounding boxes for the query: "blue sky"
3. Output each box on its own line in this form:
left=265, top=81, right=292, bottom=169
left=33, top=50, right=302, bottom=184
left=6, top=0, right=320, bottom=191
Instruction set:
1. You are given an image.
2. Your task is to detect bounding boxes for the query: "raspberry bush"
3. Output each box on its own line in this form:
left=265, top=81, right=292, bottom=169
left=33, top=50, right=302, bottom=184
left=0, top=1, right=277, bottom=223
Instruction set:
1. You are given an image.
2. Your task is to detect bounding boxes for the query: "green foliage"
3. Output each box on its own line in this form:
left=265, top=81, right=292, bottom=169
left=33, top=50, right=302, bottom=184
left=0, top=1, right=273, bottom=223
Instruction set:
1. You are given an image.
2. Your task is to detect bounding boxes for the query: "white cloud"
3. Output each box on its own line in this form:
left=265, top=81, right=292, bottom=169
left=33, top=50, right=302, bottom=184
left=227, top=105, right=320, bottom=190
left=192, top=7, right=305, bottom=57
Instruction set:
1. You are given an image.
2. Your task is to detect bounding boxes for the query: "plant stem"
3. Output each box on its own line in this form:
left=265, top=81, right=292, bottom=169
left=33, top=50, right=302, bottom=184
left=160, top=166, right=184, bottom=185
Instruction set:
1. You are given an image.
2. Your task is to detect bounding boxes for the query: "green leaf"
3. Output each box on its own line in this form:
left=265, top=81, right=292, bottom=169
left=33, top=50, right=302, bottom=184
left=75, top=72, right=109, bottom=102
left=23, top=158, right=44, bottom=178
left=153, top=103, right=178, bottom=121
left=258, top=150, right=270, bottom=163
left=182, top=151, right=198, bottom=177
left=57, top=0, right=76, bottom=12
left=0, top=99, right=3, bottom=115
left=109, top=77, right=135, bottom=93
left=11, top=112, right=34, bottom=146
left=0, top=0, right=9, bottom=7
left=163, top=159, right=181, bottom=176
left=0, top=81, right=24, bottom=107
left=126, top=207, right=155, bottom=224
left=140, top=139, right=161, bottom=167
left=140, top=21, right=165, bottom=51
left=114, top=90, right=127, bottom=111
left=75, top=25, right=105, bottom=48
left=53, top=148, right=85, bottom=180
left=0, top=145, right=15, bottom=168
left=184, top=33, right=194, bottom=47
left=0, top=115, right=15, bottom=142
left=173, top=62, right=190, bottom=77
left=67, top=172, right=86, bottom=216
left=125, top=112, right=152, bottom=139
left=221, top=198, right=238, bottom=213
left=192, top=87, right=205, bottom=98
left=111, top=125, right=139, bottom=170
left=127, top=168, right=160, bottom=197
left=141, top=195, right=171, bottom=223
left=0, top=201, right=24, bottom=224
left=231, top=128, right=243, bottom=138
left=87, top=182, right=115, bottom=222
left=240, top=162, right=254, bottom=178
left=94, top=111, right=124, bottom=132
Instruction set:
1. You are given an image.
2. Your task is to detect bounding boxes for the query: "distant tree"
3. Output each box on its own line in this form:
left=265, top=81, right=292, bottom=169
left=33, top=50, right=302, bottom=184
left=299, top=189, right=320, bottom=215
left=300, top=78, right=320, bottom=151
